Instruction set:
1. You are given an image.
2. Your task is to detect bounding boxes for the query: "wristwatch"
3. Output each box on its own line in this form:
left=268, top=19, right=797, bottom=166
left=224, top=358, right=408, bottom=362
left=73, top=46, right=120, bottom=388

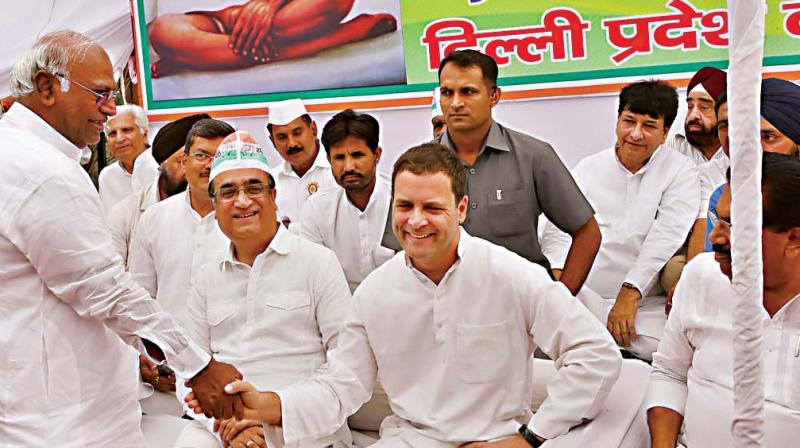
left=518, top=424, right=545, bottom=447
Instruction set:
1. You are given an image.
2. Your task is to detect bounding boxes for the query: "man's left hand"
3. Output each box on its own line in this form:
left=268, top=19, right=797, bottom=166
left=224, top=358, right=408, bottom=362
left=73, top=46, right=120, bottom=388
left=607, top=285, right=641, bottom=347
left=188, top=358, right=245, bottom=419
left=461, top=435, right=536, bottom=447
left=229, top=425, right=266, bottom=448
left=229, top=0, right=283, bottom=57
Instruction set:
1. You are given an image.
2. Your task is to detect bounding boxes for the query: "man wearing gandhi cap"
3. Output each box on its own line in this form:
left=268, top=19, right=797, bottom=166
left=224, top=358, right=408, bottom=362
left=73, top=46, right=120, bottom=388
left=266, top=98, right=336, bottom=229
left=108, top=113, right=209, bottom=267
left=186, top=131, right=353, bottom=448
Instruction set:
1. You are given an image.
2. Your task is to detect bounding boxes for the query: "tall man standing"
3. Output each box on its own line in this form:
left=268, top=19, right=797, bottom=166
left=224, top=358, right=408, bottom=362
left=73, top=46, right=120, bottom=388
left=382, top=50, right=600, bottom=295
left=267, top=98, right=336, bottom=228
left=0, top=30, right=241, bottom=446
left=299, top=109, right=394, bottom=291
left=99, top=104, right=160, bottom=211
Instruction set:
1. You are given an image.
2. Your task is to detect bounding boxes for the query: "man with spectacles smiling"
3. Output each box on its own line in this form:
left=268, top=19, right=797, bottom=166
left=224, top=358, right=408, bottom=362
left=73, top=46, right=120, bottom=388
left=0, top=30, right=246, bottom=446
left=184, top=131, right=353, bottom=448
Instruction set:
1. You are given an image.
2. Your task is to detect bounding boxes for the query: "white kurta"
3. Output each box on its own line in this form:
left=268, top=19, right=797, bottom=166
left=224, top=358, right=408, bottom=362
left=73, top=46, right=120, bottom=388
left=270, top=147, right=336, bottom=228
left=661, top=132, right=726, bottom=167
left=98, top=149, right=159, bottom=213
left=0, top=104, right=209, bottom=447
left=543, top=147, right=700, bottom=299
left=276, top=230, right=622, bottom=446
left=647, top=253, right=800, bottom=447
left=699, top=155, right=729, bottom=216
left=108, top=178, right=161, bottom=268
left=187, top=226, right=352, bottom=447
left=298, top=174, right=394, bottom=291
left=128, top=190, right=228, bottom=333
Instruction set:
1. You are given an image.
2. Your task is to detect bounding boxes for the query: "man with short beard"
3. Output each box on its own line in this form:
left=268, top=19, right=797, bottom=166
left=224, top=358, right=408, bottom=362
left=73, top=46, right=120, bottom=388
left=298, top=109, right=394, bottom=292
left=267, top=98, right=336, bottom=228
left=108, top=113, right=210, bottom=267
left=647, top=152, right=800, bottom=447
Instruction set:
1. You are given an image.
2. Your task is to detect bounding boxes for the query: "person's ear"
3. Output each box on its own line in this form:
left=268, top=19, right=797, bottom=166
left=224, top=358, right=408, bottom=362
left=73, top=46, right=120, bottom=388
left=489, top=87, right=501, bottom=108
left=374, top=146, right=382, bottom=164
left=785, top=227, right=800, bottom=258
left=35, top=71, right=59, bottom=107
left=311, top=121, right=318, bottom=137
left=457, top=194, right=468, bottom=224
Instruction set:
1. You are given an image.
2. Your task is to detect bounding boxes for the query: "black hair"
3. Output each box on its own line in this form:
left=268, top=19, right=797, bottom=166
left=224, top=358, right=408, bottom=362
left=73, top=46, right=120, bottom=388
left=392, top=143, right=466, bottom=205
left=320, top=109, right=380, bottom=154
left=438, top=49, right=498, bottom=89
left=184, top=119, right=235, bottom=153
left=715, top=92, right=727, bottom=117
left=762, top=152, right=800, bottom=231
left=617, top=80, right=679, bottom=129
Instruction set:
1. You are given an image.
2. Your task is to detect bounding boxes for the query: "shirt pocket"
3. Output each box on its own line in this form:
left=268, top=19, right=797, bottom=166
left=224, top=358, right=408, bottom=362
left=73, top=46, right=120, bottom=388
left=456, top=321, right=510, bottom=384
left=208, top=302, right=236, bottom=349
left=632, top=193, right=662, bottom=235
left=264, top=291, right=311, bottom=311
left=487, top=188, right=530, bottom=238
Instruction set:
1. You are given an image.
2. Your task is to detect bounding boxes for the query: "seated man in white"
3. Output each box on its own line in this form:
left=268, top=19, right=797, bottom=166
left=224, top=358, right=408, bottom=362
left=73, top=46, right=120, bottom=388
left=299, top=109, right=394, bottom=292
left=187, top=131, right=353, bottom=448
left=98, top=104, right=159, bottom=212
left=542, top=80, right=699, bottom=360
left=188, top=143, right=622, bottom=448
left=647, top=152, right=800, bottom=447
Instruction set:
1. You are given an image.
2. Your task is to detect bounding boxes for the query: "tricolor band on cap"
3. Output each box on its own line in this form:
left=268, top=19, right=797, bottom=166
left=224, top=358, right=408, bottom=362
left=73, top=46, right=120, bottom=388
left=209, top=131, right=271, bottom=183
left=431, top=88, right=443, bottom=118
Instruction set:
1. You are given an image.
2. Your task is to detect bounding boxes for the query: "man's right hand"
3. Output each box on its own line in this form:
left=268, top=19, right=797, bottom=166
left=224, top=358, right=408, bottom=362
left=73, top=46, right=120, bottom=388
left=229, top=0, right=283, bottom=57
left=187, top=358, right=245, bottom=419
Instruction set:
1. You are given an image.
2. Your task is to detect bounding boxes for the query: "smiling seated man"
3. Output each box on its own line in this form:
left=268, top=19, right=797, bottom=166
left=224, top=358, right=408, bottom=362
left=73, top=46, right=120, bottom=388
left=187, top=142, right=622, bottom=448
left=542, top=80, right=700, bottom=361
left=186, top=131, right=353, bottom=448
left=647, top=152, right=800, bottom=447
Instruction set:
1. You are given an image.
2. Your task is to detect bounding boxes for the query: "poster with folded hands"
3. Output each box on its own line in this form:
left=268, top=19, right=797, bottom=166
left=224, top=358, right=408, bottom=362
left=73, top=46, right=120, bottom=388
left=132, top=0, right=800, bottom=115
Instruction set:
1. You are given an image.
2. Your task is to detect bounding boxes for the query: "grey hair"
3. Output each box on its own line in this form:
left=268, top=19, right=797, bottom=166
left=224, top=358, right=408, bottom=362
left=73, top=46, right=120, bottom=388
left=105, top=104, right=149, bottom=134
left=9, top=30, right=97, bottom=98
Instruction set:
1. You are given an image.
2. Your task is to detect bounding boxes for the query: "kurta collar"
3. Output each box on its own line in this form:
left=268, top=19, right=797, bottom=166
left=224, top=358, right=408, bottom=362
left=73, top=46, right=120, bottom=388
left=4, top=103, right=86, bottom=163
left=221, top=223, right=291, bottom=268
left=440, top=120, right=511, bottom=154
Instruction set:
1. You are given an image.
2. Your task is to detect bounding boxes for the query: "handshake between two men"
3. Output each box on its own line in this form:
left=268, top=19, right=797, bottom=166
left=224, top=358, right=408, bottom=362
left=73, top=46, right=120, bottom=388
left=186, top=358, right=248, bottom=420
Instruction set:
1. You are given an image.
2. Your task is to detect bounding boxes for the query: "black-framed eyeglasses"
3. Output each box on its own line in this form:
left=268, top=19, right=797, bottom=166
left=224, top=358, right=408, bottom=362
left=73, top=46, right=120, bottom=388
left=187, top=152, right=214, bottom=163
left=58, top=74, right=118, bottom=105
left=214, top=182, right=271, bottom=203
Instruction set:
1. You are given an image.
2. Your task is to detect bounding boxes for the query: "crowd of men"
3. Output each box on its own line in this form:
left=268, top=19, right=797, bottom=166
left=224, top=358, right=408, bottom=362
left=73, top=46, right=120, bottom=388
left=1, top=29, right=799, bottom=448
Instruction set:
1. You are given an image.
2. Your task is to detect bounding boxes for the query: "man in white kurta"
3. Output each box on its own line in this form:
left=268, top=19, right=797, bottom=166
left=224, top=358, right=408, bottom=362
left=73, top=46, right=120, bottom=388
left=299, top=109, right=394, bottom=291
left=647, top=153, right=800, bottom=447
left=204, top=143, right=622, bottom=447
left=188, top=131, right=352, bottom=447
left=108, top=113, right=209, bottom=267
left=0, top=31, right=238, bottom=447
left=542, top=80, right=699, bottom=360
left=267, top=99, right=336, bottom=228
left=98, top=104, right=159, bottom=212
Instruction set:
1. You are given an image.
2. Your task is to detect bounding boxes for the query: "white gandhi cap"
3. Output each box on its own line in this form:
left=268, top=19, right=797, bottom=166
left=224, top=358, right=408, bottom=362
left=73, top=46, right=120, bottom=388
left=268, top=99, right=308, bottom=126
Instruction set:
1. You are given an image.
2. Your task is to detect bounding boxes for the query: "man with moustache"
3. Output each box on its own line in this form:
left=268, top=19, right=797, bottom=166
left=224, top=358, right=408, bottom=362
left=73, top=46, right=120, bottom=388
left=108, top=113, right=210, bottom=267
left=0, top=30, right=242, bottom=446
left=99, top=104, right=160, bottom=212
left=299, top=109, right=394, bottom=292
left=267, top=98, right=336, bottom=228
left=647, top=152, right=800, bottom=447
left=188, top=143, right=621, bottom=448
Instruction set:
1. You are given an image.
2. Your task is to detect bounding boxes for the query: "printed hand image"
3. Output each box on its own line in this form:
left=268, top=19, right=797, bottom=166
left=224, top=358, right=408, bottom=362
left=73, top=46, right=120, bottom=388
left=143, top=0, right=405, bottom=100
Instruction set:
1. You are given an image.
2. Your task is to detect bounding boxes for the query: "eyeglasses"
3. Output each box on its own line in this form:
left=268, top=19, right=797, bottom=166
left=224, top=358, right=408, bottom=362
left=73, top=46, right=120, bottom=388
left=58, top=74, right=118, bottom=105
left=214, top=182, right=271, bottom=203
left=707, top=208, right=732, bottom=230
left=187, top=152, right=214, bottom=163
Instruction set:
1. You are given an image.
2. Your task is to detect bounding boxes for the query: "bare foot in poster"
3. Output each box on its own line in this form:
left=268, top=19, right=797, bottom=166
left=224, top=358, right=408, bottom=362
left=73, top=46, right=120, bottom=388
left=148, top=0, right=398, bottom=78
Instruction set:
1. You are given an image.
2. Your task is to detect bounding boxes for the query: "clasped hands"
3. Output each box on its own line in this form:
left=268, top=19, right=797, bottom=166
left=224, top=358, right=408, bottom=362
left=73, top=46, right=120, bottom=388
left=228, top=0, right=285, bottom=61
left=185, top=357, right=247, bottom=420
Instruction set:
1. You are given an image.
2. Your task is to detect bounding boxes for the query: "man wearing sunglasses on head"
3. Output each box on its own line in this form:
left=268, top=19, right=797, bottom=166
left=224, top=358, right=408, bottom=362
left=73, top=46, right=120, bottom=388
left=182, top=131, right=353, bottom=448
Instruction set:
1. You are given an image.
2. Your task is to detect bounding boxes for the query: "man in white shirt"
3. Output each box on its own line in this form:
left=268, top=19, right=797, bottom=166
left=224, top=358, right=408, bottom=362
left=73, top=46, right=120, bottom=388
left=98, top=104, right=160, bottom=212
left=647, top=152, right=800, bottom=447
left=189, top=131, right=352, bottom=448
left=299, top=109, right=393, bottom=291
left=190, top=142, right=622, bottom=447
left=108, top=113, right=209, bottom=266
left=267, top=98, right=336, bottom=228
left=542, top=80, right=699, bottom=360
left=0, top=30, right=243, bottom=446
